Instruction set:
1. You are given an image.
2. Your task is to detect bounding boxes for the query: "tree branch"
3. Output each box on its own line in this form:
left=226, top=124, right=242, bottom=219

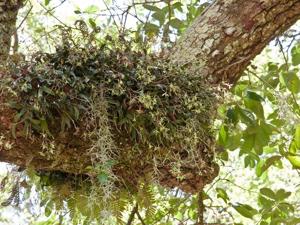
left=170, top=0, right=300, bottom=85
left=197, top=190, right=205, bottom=225
left=126, top=203, right=138, bottom=225
left=0, top=0, right=300, bottom=197
left=136, top=210, right=146, bottom=225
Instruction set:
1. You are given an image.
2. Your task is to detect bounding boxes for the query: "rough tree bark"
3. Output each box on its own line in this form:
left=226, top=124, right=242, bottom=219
left=0, top=0, right=300, bottom=190
left=170, top=0, right=300, bottom=84
left=0, top=0, right=23, bottom=61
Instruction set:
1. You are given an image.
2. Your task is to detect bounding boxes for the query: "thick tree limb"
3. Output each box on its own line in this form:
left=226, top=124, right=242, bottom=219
left=0, top=0, right=300, bottom=192
left=0, top=102, right=219, bottom=193
left=170, top=0, right=300, bottom=84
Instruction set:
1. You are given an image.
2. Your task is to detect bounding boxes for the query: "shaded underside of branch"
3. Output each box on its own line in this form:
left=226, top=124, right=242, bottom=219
left=0, top=98, right=219, bottom=193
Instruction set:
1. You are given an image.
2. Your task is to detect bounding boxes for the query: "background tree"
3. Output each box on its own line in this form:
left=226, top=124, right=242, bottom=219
left=0, top=0, right=300, bottom=224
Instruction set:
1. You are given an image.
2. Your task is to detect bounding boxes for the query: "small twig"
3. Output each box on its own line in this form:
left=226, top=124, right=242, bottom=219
left=126, top=203, right=138, bottom=225
left=103, top=0, right=120, bottom=31
left=276, top=38, right=300, bottom=112
left=246, top=68, right=276, bottom=90
left=222, top=179, right=258, bottom=194
left=13, top=32, right=19, bottom=54
left=46, top=0, right=67, bottom=13
left=276, top=37, right=289, bottom=67
left=39, top=2, right=75, bottom=30
left=197, top=190, right=204, bottom=225
left=122, top=6, right=130, bottom=30
left=136, top=210, right=146, bottom=225
left=129, top=0, right=145, bottom=24
left=151, top=194, right=191, bottom=225
left=16, top=5, right=33, bottom=31
left=12, top=4, right=33, bottom=54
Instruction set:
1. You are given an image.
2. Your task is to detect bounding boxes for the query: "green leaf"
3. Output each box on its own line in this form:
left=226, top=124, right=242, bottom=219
left=216, top=188, right=229, bottom=203
left=226, top=107, right=239, bottom=124
left=244, top=98, right=264, bottom=120
left=7, top=101, right=22, bottom=110
left=242, top=123, right=273, bottom=155
left=97, top=172, right=109, bottom=184
left=260, top=188, right=276, bottom=200
left=42, top=86, right=54, bottom=95
left=246, top=90, right=264, bottom=102
left=260, top=155, right=282, bottom=174
left=45, top=201, right=53, bottom=217
left=295, top=124, right=300, bottom=149
left=255, top=123, right=274, bottom=154
left=278, top=202, right=294, bottom=215
left=73, top=106, right=80, bottom=120
left=237, top=107, right=255, bottom=125
left=84, top=5, right=99, bottom=14
left=88, top=18, right=97, bottom=29
left=13, top=108, right=26, bottom=122
left=286, top=217, right=300, bottom=225
left=218, top=125, right=228, bottom=146
left=152, top=11, right=166, bottom=26
left=143, top=4, right=160, bottom=11
left=40, top=118, right=51, bottom=136
left=244, top=91, right=264, bottom=120
left=234, top=82, right=248, bottom=97
left=286, top=155, right=300, bottom=168
left=289, top=140, right=298, bottom=154
left=226, top=133, right=241, bottom=150
left=275, top=189, right=291, bottom=201
left=268, top=62, right=279, bottom=72
left=219, top=150, right=228, bottom=161
left=280, top=71, right=300, bottom=94
left=258, top=195, right=274, bottom=209
left=144, top=23, right=160, bottom=37
left=256, top=159, right=266, bottom=177
left=104, top=159, right=116, bottom=168
left=168, top=18, right=183, bottom=30
left=60, top=113, right=71, bottom=132
left=260, top=222, right=268, bottom=225
left=244, top=155, right=256, bottom=168
left=241, top=133, right=255, bottom=153
left=291, top=44, right=300, bottom=66
left=233, top=203, right=258, bottom=219
left=172, top=2, right=183, bottom=12
left=45, top=0, right=51, bottom=6
left=38, top=88, right=44, bottom=99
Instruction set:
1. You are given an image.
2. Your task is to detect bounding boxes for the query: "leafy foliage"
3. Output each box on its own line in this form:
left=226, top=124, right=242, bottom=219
left=0, top=24, right=219, bottom=223
left=0, top=0, right=299, bottom=224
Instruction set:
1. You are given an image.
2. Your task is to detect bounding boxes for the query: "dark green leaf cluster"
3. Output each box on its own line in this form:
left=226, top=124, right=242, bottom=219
left=3, top=37, right=218, bottom=153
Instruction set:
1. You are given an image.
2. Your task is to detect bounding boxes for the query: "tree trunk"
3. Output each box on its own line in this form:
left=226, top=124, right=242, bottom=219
left=0, top=0, right=300, bottom=191
left=170, top=0, right=300, bottom=84
left=0, top=0, right=23, bottom=61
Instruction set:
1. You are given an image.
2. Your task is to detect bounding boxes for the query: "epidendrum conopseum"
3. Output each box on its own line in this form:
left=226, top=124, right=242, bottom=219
left=0, top=0, right=300, bottom=193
